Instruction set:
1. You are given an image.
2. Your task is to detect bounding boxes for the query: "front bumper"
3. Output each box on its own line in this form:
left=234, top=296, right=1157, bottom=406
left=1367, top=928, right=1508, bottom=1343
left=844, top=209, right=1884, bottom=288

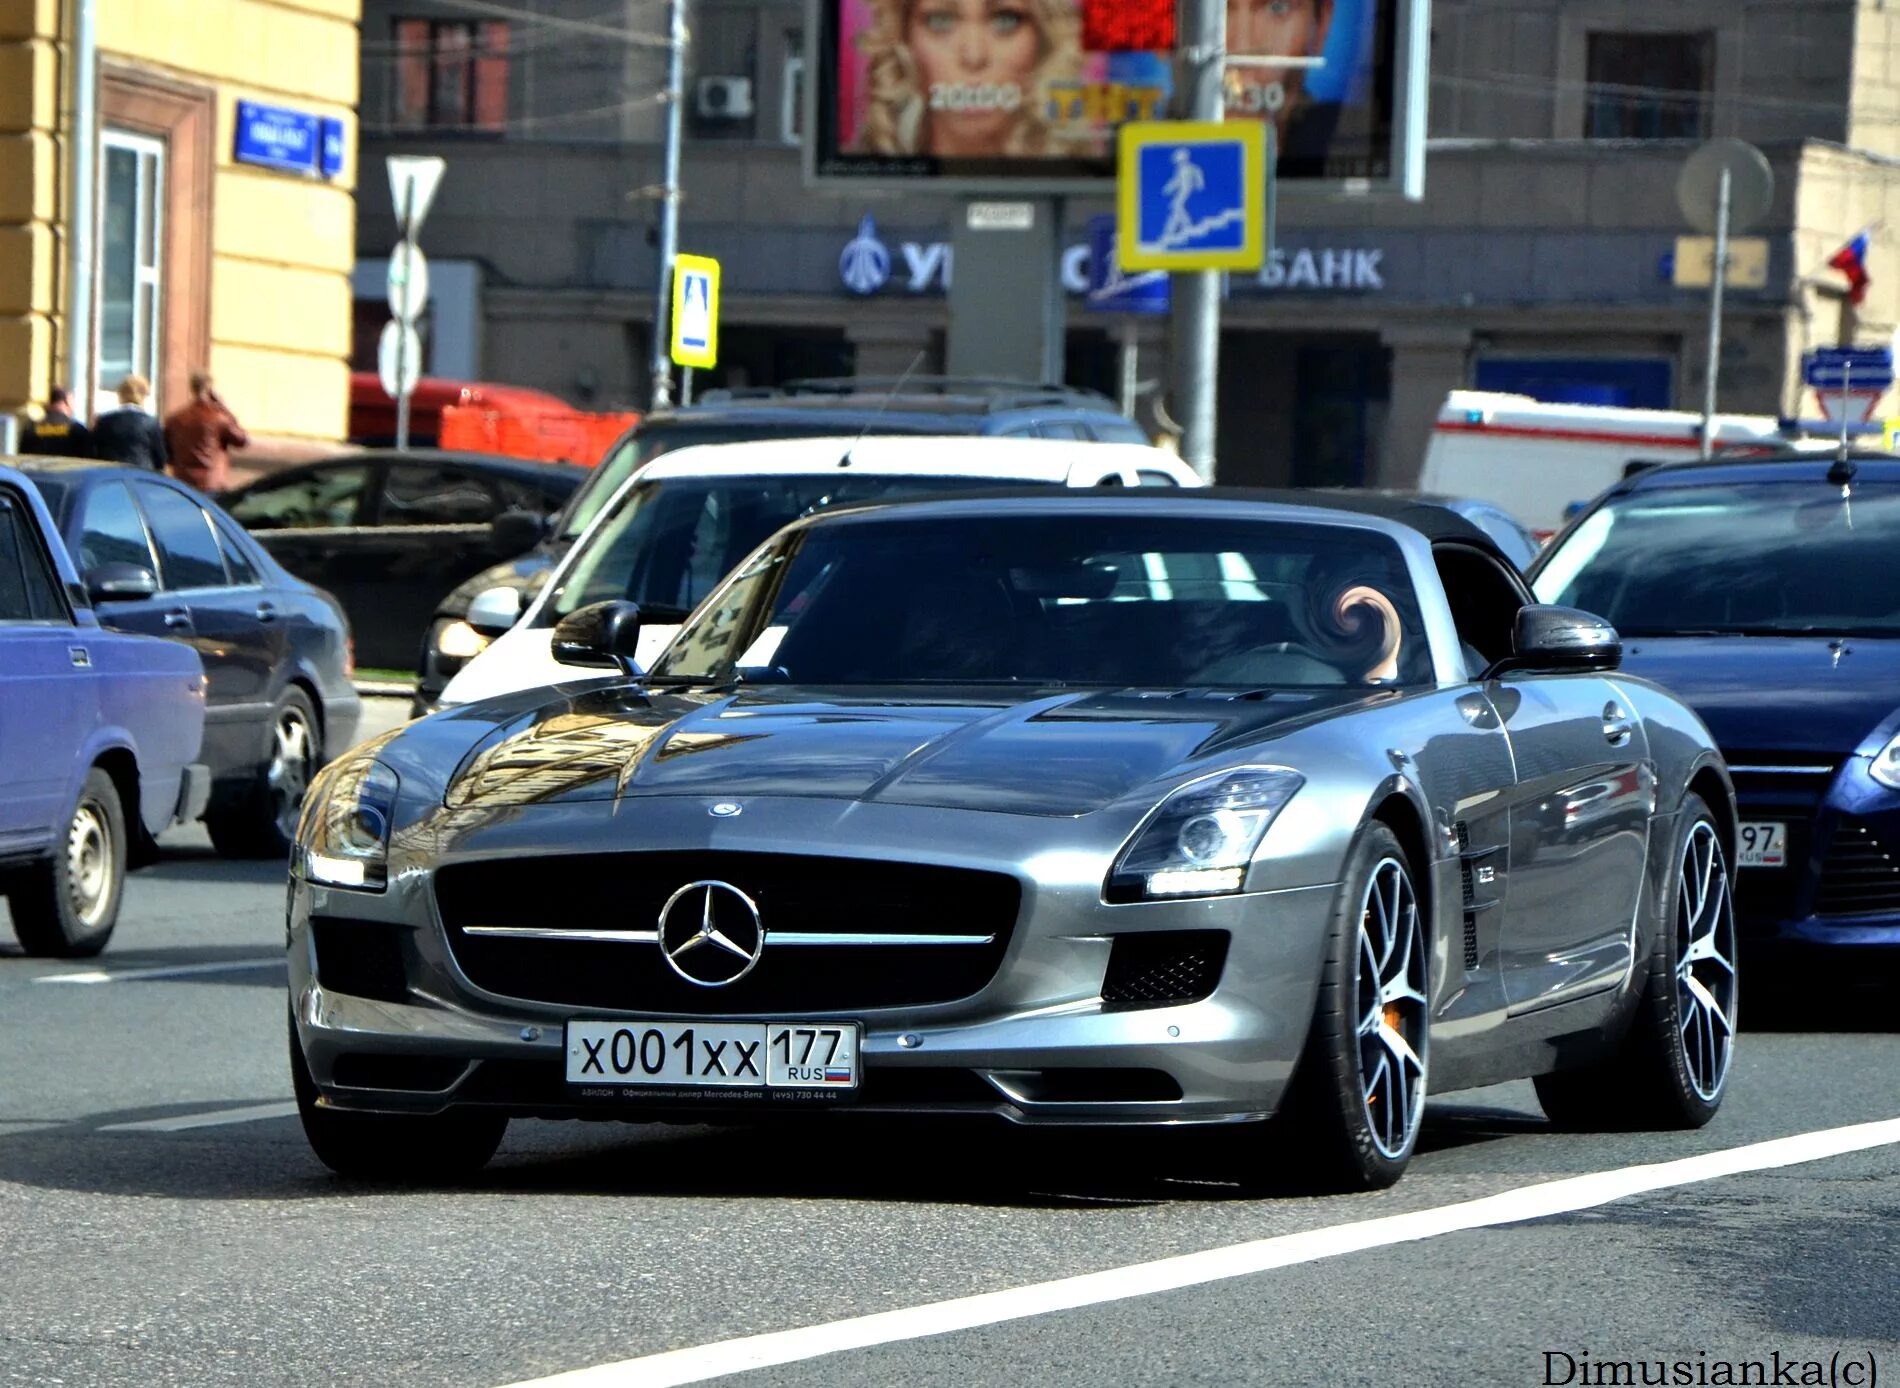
left=287, top=798, right=1340, bottom=1128
left=1733, top=756, right=1900, bottom=951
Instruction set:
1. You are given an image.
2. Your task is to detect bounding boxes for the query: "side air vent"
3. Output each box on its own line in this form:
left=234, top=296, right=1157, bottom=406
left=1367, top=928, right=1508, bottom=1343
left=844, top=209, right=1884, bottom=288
left=1455, top=821, right=1481, bottom=970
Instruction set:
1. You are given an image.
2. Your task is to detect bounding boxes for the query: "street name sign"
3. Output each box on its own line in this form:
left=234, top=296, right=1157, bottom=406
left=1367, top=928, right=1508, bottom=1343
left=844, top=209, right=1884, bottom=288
left=1115, top=121, right=1266, bottom=273
left=671, top=254, right=721, bottom=369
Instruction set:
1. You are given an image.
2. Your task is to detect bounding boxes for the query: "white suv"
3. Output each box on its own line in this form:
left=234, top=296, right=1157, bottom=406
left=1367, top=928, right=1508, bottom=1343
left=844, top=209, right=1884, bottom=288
left=436, top=435, right=1199, bottom=708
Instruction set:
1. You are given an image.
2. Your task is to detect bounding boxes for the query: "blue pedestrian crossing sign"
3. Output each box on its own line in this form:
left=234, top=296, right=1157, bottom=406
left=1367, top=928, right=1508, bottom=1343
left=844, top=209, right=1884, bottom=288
left=671, top=253, right=720, bottom=369
left=1117, top=121, right=1267, bottom=273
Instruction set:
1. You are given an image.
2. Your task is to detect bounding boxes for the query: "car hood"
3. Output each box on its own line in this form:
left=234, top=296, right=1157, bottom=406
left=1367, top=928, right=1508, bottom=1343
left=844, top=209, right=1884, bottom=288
left=439, top=683, right=1384, bottom=818
left=1620, top=635, right=1900, bottom=756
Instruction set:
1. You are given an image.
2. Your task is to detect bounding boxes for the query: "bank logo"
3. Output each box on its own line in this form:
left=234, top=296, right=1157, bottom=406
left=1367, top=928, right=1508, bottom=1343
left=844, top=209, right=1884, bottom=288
left=839, top=215, right=891, bottom=296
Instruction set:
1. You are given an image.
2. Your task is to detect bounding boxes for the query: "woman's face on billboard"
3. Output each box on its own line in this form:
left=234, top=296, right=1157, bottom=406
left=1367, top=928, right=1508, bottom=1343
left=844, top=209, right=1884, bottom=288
left=905, top=0, right=1041, bottom=154
left=1227, top=0, right=1327, bottom=57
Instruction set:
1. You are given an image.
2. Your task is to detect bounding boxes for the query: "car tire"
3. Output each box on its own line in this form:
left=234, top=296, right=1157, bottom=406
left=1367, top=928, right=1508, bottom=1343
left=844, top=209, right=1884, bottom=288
left=6, top=768, right=126, bottom=958
left=206, top=688, right=321, bottom=861
left=1534, top=793, right=1737, bottom=1132
left=290, top=1018, right=506, bottom=1182
left=1270, top=821, right=1431, bottom=1192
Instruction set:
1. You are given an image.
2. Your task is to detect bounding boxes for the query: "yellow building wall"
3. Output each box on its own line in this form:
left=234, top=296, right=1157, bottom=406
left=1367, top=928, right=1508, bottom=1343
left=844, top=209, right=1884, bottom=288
left=0, top=0, right=64, bottom=416
left=0, top=0, right=359, bottom=441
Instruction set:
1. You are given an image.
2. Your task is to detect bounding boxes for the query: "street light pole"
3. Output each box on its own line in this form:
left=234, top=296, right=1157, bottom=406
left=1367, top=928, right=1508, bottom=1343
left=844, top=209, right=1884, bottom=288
left=1170, top=0, right=1226, bottom=481
left=648, top=0, right=688, bottom=410
left=1699, top=166, right=1732, bottom=461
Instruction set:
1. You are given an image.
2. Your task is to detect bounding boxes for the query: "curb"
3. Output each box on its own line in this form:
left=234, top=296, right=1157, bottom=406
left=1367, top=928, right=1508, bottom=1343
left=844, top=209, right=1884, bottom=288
left=354, top=681, right=416, bottom=699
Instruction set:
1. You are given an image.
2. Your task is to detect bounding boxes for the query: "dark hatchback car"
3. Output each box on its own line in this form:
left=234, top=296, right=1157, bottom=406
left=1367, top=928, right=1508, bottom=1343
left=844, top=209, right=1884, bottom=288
left=221, top=450, right=583, bottom=671
left=19, top=460, right=360, bottom=859
left=413, top=378, right=1151, bottom=707
left=1531, top=451, right=1900, bottom=974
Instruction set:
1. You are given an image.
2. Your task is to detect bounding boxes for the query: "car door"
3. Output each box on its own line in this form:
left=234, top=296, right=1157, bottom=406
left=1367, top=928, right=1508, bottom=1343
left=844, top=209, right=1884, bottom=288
left=225, top=459, right=377, bottom=624
left=1435, top=544, right=1655, bottom=1012
left=134, top=480, right=276, bottom=780
left=345, top=460, right=509, bottom=669
left=0, top=485, right=96, bottom=853
left=70, top=477, right=173, bottom=648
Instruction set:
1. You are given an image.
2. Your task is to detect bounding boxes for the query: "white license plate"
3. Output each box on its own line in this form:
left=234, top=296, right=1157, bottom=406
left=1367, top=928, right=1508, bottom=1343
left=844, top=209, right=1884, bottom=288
left=1738, top=821, right=1787, bottom=868
left=564, top=1020, right=859, bottom=1089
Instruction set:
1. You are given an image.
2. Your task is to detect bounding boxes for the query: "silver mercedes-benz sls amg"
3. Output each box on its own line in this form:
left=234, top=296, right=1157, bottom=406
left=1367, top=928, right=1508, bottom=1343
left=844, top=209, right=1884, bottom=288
left=289, top=491, right=1738, bottom=1190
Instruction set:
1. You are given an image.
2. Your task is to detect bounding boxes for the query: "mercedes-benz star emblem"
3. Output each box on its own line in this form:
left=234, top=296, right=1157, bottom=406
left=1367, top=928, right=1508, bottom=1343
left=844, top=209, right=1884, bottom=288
left=657, top=880, right=764, bottom=987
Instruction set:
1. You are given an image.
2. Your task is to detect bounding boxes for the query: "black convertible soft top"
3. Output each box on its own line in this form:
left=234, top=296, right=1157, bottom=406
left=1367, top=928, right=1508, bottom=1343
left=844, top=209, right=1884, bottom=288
left=797, top=484, right=1516, bottom=569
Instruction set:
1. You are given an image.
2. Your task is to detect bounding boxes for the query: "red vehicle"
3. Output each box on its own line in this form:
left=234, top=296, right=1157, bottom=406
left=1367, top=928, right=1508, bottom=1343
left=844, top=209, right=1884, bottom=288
left=347, top=375, right=636, bottom=466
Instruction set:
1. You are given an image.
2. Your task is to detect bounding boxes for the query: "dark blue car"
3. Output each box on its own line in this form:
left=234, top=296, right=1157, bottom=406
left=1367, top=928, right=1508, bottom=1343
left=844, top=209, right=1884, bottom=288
left=1, top=464, right=207, bottom=956
left=20, top=461, right=360, bottom=860
left=1531, top=452, right=1900, bottom=969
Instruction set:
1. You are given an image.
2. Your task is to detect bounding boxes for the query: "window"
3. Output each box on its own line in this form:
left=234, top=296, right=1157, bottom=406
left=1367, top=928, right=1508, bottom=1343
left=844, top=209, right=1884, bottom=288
left=78, top=481, right=159, bottom=575
left=394, top=18, right=509, bottom=131
left=781, top=51, right=805, bottom=145
left=1136, top=470, right=1182, bottom=488
left=0, top=491, right=71, bottom=622
left=1585, top=32, right=1712, bottom=140
left=212, top=520, right=259, bottom=586
left=227, top=465, right=370, bottom=530
left=98, top=130, right=164, bottom=418
left=382, top=464, right=501, bottom=526
left=138, top=485, right=229, bottom=590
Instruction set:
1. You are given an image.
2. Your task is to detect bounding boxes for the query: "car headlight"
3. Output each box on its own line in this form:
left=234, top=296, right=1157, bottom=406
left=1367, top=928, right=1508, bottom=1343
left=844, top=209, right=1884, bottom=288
left=434, top=619, right=491, bottom=662
left=1872, top=732, right=1900, bottom=790
left=1110, top=768, right=1305, bottom=900
left=300, top=757, right=400, bottom=890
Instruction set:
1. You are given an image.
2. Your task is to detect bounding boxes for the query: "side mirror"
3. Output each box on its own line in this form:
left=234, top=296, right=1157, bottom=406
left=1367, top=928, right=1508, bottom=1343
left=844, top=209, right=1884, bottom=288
left=85, top=563, right=159, bottom=604
left=551, top=600, right=643, bottom=674
left=1489, top=606, right=1622, bottom=677
left=490, top=508, right=547, bottom=553
left=465, top=585, right=525, bottom=637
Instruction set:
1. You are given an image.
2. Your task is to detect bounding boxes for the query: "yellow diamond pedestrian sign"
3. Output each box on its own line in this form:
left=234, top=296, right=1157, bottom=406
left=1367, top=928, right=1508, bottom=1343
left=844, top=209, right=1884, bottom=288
left=1116, top=121, right=1266, bottom=273
left=671, top=254, right=720, bottom=369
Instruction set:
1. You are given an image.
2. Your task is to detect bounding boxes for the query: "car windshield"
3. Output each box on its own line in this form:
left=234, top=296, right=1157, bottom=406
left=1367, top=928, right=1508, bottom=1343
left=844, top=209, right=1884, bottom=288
left=560, top=420, right=967, bottom=540
left=650, top=512, right=1431, bottom=689
left=1533, top=480, right=1900, bottom=636
left=545, top=474, right=1050, bottom=623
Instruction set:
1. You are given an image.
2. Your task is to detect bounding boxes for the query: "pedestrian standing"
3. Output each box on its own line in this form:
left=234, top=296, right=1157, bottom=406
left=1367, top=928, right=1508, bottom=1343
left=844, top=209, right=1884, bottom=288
left=91, top=374, right=168, bottom=471
left=18, top=386, right=94, bottom=457
left=162, top=371, right=249, bottom=494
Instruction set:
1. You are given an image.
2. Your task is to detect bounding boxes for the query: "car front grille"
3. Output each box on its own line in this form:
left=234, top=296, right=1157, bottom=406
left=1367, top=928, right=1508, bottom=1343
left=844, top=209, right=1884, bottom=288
left=434, top=852, right=1020, bottom=1014
left=1816, top=817, right=1900, bottom=917
left=1723, top=756, right=1834, bottom=925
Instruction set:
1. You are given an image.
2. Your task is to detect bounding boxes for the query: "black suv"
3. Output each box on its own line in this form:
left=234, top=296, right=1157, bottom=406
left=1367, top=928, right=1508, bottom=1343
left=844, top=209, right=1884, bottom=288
left=410, top=378, right=1153, bottom=710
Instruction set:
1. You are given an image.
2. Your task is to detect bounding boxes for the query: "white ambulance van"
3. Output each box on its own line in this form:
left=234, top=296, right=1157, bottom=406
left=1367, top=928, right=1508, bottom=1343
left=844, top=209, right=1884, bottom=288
left=1418, top=391, right=1791, bottom=536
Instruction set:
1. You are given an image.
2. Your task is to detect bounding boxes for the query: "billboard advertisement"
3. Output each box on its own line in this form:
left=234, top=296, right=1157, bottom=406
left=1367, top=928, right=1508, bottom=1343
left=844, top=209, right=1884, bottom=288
left=805, top=0, right=1425, bottom=195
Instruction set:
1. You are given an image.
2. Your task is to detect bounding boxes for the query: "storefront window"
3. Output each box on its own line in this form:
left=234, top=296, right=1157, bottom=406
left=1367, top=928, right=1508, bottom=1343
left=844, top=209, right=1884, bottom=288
left=98, top=130, right=164, bottom=415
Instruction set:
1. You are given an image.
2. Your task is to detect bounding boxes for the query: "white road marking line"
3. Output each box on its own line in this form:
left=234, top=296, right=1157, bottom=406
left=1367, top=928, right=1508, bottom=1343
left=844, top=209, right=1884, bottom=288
left=100, top=1101, right=299, bottom=1133
left=33, top=957, right=283, bottom=985
left=497, top=1115, right=1900, bottom=1388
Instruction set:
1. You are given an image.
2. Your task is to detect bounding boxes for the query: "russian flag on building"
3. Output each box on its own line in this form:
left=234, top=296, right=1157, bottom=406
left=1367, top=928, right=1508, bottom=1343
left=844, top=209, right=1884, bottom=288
left=1829, top=228, right=1874, bottom=305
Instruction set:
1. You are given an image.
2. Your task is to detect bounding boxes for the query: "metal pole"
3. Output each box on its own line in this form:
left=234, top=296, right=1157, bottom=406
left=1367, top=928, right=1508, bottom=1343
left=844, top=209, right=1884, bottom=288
left=65, top=0, right=98, bottom=409
left=1169, top=0, right=1226, bottom=481
left=1700, top=166, right=1732, bottom=461
left=1120, top=317, right=1138, bottom=418
left=680, top=364, right=695, bottom=407
left=394, top=180, right=417, bottom=452
left=648, top=0, right=688, bottom=409
left=1839, top=359, right=1852, bottom=463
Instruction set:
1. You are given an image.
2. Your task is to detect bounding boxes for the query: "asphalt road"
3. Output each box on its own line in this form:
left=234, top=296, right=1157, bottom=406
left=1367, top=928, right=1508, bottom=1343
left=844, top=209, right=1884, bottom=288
left=2, top=699, right=1896, bottom=1386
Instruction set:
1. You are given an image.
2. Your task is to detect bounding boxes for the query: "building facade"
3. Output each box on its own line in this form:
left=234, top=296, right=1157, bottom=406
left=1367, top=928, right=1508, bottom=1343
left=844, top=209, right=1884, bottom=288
left=356, top=0, right=1900, bottom=485
left=2, top=0, right=361, bottom=451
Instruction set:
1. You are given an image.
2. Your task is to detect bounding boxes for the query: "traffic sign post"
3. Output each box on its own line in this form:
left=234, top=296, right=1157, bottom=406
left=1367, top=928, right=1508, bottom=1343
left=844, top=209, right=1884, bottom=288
left=385, top=156, right=446, bottom=450
left=1085, top=215, right=1168, bottom=419
left=670, top=254, right=720, bottom=372
left=1676, top=140, right=1774, bottom=460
